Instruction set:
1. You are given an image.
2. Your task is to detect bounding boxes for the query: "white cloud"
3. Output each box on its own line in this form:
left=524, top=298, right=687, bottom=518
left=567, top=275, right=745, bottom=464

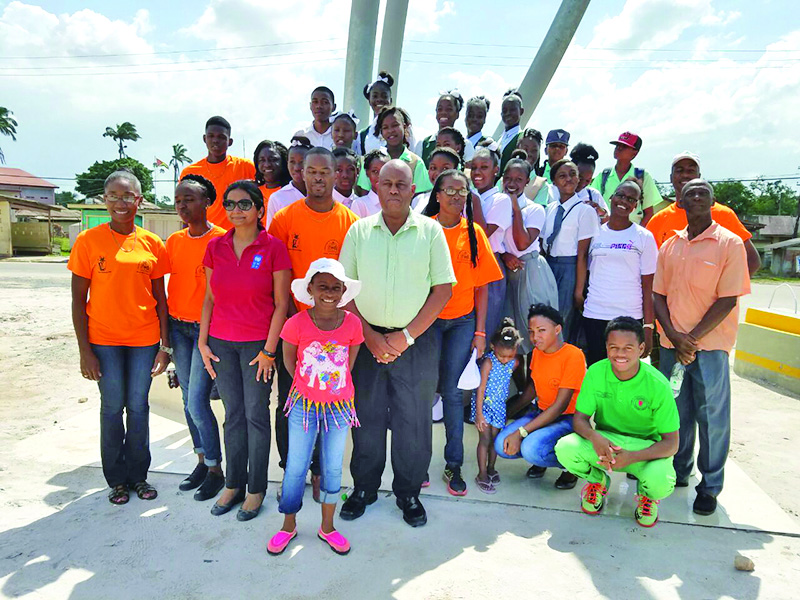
left=405, top=0, right=455, bottom=36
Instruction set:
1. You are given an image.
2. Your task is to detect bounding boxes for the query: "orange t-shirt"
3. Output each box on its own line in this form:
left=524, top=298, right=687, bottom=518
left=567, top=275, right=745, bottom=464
left=259, top=184, right=281, bottom=228
left=181, top=156, right=256, bottom=230
left=436, top=217, right=503, bottom=320
left=530, top=343, right=586, bottom=414
left=268, top=200, right=359, bottom=310
left=68, top=224, right=169, bottom=346
left=646, top=201, right=751, bottom=248
left=165, top=225, right=226, bottom=322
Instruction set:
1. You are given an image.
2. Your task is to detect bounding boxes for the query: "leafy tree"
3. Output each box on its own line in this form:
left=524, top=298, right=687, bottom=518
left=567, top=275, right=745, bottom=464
left=750, top=180, right=798, bottom=217
left=0, top=107, right=18, bottom=164
left=55, top=190, right=78, bottom=206
left=75, top=158, right=154, bottom=202
left=103, top=122, right=140, bottom=159
left=713, top=180, right=756, bottom=217
left=168, top=143, right=192, bottom=188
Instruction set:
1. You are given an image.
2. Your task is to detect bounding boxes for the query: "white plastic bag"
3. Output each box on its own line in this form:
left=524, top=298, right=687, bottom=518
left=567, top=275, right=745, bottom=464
left=457, top=349, right=481, bottom=390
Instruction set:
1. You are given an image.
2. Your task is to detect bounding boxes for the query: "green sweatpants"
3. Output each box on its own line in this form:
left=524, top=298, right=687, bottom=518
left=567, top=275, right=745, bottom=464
left=554, top=431, right=676, bottom=500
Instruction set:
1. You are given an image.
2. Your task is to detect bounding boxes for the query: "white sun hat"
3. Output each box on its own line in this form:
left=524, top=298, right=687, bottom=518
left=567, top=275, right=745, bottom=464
left=290, top=257, right=362, bottom=308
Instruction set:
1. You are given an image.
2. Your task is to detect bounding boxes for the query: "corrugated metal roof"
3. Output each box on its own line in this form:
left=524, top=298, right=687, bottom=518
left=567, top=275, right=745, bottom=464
left=0, top=167, right=58, bottom=189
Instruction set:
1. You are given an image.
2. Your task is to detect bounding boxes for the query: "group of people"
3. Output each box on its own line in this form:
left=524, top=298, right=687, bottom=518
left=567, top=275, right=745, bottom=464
left=68, top=72, right=757, bottom=556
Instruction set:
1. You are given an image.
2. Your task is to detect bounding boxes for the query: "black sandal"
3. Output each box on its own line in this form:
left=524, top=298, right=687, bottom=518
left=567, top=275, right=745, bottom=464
left=132, top=481, right=158, bottom=500
left=108, top=484, right=130, bottom=505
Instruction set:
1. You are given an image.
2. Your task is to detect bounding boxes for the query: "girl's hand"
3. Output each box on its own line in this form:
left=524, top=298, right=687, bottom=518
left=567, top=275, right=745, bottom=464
left=503, top=430, right=522, bottom=456
left=80, top=348, right=102, bottom=381
left=199, top=343, right=219, bottom=380
left=151, top=350, right=171, bottom=378
left=573, top=290, right=585, bottom=311
left=471, top=335, right=486, bottom=357
left=475, top=412, right=488, bottom=433
left=502, top=253, right=523, bottom=272
left=249, top=352, right=275, bottom=382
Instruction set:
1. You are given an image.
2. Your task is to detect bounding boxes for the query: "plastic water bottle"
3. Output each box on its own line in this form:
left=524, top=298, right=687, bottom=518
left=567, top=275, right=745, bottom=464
left=669, top=363, right=685, bottom=398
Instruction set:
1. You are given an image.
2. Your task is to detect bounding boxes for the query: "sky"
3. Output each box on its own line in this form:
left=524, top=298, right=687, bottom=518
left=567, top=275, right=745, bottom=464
left=1, top=0, right=799, bottom=200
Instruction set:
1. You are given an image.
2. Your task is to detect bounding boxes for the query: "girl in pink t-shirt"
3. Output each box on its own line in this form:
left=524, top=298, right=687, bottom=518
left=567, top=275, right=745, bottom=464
left=267, top=258, right=363, bottom=557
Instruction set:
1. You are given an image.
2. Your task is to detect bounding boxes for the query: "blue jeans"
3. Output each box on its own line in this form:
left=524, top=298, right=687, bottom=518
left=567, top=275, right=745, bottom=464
left=279, top=403, right=350, bottom=513
left=169, top=318, right=221, bottom=466
left=659, top=347, right=731, bottom=496
left=91, top=343, right=159, bottom=487
left=431, top=312, right=476, bottom=467
left=486, top=254, right=507, bottom=339
left=494, top=409, right=574, bottom=468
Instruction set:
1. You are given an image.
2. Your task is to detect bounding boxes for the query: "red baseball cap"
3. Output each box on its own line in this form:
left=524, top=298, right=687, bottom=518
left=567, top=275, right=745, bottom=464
left=611, top=131, right=642, bottom=151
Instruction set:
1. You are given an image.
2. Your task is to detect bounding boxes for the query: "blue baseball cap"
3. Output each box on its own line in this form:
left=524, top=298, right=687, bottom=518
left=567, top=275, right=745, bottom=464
left=546, top=129, right=570, bottom=145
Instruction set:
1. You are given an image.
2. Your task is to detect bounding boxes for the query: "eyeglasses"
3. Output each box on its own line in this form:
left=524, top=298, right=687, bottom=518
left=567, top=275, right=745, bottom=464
left=440, top=187, right=470, bottom=198
left=222, top=199, right=255, bottom=212
left=104, top=193, right=140, bottom=204
left=611, top=191, right=639, bottom=203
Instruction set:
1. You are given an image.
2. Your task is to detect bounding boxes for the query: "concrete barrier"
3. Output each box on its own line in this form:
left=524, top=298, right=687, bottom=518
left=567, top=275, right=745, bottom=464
left=734, top=307, right=800, bottom=396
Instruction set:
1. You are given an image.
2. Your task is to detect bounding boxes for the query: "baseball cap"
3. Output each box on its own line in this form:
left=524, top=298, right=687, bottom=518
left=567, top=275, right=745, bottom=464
left=546, top=129, right=570, bottom=145
left=671, top=151, right=701, bottom=170
left=611, top=132, right=642, bottom=151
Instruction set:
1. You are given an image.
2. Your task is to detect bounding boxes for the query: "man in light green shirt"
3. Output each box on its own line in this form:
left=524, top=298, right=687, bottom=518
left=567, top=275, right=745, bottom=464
left=591, top=132, right=662, bottom=227
left=339, top=160, right=455, bottom=528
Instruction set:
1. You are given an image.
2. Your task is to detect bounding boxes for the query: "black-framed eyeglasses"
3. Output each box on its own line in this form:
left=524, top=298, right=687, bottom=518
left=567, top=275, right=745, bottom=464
left=104, top=192, right=140, bottom=204
left=441, top=187, right=470, bottom=198
left=222, top=199, right=254, bottom=212
left=611, top=191, right=639, bottom=203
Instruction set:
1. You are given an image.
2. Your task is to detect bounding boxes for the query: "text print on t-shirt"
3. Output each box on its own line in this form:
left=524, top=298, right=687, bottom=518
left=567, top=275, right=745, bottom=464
left=299, top=341, right=348, bottom=392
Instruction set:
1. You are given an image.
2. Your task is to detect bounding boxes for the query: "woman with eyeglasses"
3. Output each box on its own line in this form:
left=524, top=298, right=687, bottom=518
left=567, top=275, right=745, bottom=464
left=198, top=180, right=292, bottom=521
left=583, top=180, right=658, bottom=365
left=422, top=169, right=503, bottom=496
left=68, top=168, right=171, bottom=506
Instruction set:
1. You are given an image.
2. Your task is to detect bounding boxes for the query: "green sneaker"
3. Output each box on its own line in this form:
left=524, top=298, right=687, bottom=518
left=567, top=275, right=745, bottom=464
left=580, top=474, right=609, bottom=515
left=635, top=494, right=659, bottom=527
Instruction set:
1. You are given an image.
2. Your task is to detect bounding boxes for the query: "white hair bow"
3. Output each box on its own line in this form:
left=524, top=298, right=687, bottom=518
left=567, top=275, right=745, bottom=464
left=329, top=110, right=360, bottom=127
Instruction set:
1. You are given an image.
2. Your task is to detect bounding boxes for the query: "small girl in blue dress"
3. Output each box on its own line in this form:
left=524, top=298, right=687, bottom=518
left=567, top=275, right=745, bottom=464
left=472, top=317, right=523, bottom=494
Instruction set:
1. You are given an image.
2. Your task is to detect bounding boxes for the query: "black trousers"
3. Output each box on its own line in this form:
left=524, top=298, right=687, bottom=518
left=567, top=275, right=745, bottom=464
left=583, top=317, right=610, bottom=366
left=350, top=326, right=440, bottom=499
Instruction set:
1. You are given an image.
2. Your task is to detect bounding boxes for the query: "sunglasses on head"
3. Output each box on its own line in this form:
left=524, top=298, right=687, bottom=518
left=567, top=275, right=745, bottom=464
left=222, top=199, right=254, bottom=212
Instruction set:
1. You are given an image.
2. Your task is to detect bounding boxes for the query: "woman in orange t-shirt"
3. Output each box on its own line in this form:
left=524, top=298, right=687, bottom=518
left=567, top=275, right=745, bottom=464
left=422, top=168, right=503, bottom=496
left=254, top=140, right=291, bottom=226
left=166, top=175, right=226, bottom=500
left=494, top=303, right=586, bottom=490
left=68, top=169, right=170, bottom=506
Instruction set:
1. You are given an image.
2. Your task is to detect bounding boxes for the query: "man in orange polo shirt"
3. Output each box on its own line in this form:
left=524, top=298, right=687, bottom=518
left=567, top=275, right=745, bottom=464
left=268, top=146, right=359, bottom=493
left=647, top=152, right=760, bottom=275
left=181, top=116, right=256, bottom=230
left=653, top=178, right=750, bottom=517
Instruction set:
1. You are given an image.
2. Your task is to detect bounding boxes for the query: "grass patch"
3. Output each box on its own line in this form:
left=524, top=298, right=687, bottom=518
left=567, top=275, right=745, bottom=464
left=751, top=269, right=799, bottom=283
left=53, top=236, right=71, bottom=256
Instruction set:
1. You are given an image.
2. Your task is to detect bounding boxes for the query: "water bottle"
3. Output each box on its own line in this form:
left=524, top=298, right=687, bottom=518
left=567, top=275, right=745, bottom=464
left=669, top=363, right=685, bottom=398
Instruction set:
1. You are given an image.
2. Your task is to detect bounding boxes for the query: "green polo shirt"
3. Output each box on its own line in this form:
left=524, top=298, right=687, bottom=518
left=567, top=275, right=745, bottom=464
left=590, top=164, right=661, bottom=224
left=576, top=360, right=679, bottom=442
left=338, top=209, right=456, bottom=328
left=355, top=147, right=433, bottom=195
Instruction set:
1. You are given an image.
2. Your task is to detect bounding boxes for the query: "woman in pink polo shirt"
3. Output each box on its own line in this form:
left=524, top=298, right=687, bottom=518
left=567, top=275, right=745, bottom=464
left=199, top=180, right=292, bottom=521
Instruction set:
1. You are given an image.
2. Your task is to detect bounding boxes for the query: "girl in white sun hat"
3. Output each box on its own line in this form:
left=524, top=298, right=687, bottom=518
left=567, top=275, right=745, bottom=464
left=267, top=258, right=364, bottom=557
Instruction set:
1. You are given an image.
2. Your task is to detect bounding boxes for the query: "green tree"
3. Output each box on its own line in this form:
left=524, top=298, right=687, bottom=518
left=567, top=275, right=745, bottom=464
left=713, top=180, right=756, bottom=216
left=750, top=180, right=798, bottom=216
left=75, top=158, right=154, bottom=202
left=55, top=190, right=78, bottom=206
left=0, top=107, right=18, bottom=164
left=168, top=143, right=192, bottom=188
left=103, top=122, right=140, bottom=159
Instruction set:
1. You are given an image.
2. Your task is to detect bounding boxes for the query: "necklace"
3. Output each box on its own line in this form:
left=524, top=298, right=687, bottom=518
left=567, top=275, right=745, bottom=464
left=109, top=224, right=137, bottom=253
left=309, top=307, right=343, bottom=330
left=188, top=221, right=214, bottom=239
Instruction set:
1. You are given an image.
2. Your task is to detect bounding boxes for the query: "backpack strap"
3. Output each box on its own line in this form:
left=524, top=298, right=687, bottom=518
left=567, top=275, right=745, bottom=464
left=358, top=127, right=369, bottom=155
left=600, top=168, right=611, bottom=195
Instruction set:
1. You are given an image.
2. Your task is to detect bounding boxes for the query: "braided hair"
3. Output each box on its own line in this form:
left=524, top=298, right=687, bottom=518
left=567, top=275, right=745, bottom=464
left=436, top=126, right=466, bottom=164
left=374, top=106, right=413, bottom=146
left=179, top=173, right=216, bottom=205
left=252, top=140, right=290, bottom=187
left=520, top=128, right=544, bottom=176
left=423, top=169, right=479, bottom=268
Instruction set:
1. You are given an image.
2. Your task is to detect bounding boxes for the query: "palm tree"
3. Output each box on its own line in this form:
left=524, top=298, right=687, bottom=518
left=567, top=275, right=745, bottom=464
left=0, top=107, right=18, bottom=164
left=169, top=143, right=192, bottom=188
left=103, top=122, right=140, bottom=159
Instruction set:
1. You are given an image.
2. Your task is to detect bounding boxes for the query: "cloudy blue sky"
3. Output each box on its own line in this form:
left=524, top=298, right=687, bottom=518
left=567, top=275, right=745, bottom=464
left=1, top=0, right=799, bottom=199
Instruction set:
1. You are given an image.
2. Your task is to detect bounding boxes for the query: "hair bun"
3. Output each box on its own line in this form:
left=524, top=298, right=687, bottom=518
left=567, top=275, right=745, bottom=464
left=510, top=149, right=528, bottom=161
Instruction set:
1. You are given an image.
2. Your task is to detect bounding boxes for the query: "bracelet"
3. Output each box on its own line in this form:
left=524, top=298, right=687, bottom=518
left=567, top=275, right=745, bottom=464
left=473, top=331, right=486, bottom=338
left=159, top=345, right=173, bottom=356
left=643, top=323, right=655, bottom=330
left=260, top=349, right=277, bottom=359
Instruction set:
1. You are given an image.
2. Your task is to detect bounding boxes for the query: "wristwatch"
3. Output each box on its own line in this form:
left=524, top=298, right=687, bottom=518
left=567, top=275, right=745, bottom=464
left=402, top=327, right=415, bottom=346
left=159, top=345, right=173, bottom=356
left=518, top=426, right=529, bottom=439
left=260, top=349, right=277, bottom=359
left=643, top=323, right=655, bottom=330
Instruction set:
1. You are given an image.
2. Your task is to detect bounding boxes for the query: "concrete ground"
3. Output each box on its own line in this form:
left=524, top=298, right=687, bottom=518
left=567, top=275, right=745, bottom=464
left=1, top=262, right=799, bottom=600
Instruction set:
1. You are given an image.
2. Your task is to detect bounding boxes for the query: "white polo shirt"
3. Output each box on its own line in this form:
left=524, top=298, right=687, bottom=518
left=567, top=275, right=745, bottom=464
left=540, top=193, right=599, bottom=257
left=350, top=190, right=381, bottom=218
left=479, top=187, right=512, bottom=254
left=296, top=123, right=333, bottom=150
left=503, top=196, right=546, bottom=257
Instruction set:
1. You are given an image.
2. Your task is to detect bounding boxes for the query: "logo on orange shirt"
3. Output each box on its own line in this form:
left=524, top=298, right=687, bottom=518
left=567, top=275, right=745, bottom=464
left=137, top=261, right=152, bottom=275
left=195, top=265, right=205, bottom=278
left=291, top=233, right=301, bottom=250
left=97, top=256, right=109, bottom=273
left=457, top=249, right=471, bottom=263
left=324, top=239, right=340, bottom=255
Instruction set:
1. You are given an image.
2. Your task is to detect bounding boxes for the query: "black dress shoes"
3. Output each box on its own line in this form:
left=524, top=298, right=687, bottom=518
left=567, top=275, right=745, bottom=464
left=396, top=495, right=427, bottom=527
left=179, top=463, right=208, bottom=491
left=194, top=471, right=225, bottom=501
left=339, top=489, right=378, bottom=521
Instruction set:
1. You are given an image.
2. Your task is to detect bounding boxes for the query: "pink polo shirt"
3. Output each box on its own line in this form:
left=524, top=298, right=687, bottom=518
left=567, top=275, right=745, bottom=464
left=653, top=222, right=750, bottom=353
left=203, top=229, right=292, bottom=342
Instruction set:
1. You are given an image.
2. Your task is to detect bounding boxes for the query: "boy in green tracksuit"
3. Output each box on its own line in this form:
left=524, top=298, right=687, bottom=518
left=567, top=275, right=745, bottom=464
left=555, top=317, right=679, bottom=527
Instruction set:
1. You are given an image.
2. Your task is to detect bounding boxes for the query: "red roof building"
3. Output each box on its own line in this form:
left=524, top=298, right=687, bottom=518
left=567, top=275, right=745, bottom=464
left=0, top=167, right=58, bottom=205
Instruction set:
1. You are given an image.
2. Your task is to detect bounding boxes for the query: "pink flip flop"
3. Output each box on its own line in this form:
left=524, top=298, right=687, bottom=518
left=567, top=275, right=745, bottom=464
left=267, top=529, right=297, bottom=556
left=318, top=528, right=351, bottom=555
